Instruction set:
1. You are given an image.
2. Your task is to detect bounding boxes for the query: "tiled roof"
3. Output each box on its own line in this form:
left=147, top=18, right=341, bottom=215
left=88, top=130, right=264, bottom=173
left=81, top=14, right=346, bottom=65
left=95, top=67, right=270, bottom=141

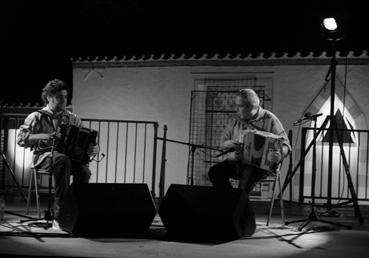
left=1, top=102, right=42, bottom=108
left=71, top=50, right=369, bottom=63
left=1, top=103, right=43, bottom=116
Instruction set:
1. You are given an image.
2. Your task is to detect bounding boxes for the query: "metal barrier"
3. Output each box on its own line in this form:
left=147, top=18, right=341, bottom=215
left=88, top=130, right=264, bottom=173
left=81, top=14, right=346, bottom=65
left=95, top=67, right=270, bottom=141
left=0, top=115, right=159, bottom=197
left=299, top=127, right=369, bottom=204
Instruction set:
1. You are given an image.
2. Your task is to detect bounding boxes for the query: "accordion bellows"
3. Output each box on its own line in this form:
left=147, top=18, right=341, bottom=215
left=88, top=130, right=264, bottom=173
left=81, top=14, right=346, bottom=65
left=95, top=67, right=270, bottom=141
left=57, top=125, right=98, bottom=164
left=240, top=130, right=283, bottom=172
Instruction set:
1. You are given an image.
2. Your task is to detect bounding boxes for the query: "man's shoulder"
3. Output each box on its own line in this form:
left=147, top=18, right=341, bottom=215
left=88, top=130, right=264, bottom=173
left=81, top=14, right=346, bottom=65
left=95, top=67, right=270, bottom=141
left=64, top=110, right=82, bottom=126
left=26, top=110, right=43, bottom=120
left=226, top=115, right=241, bottom=126
left=259, top=108, right=278, bottom=120
left=31, top=107, right=54, bottom=119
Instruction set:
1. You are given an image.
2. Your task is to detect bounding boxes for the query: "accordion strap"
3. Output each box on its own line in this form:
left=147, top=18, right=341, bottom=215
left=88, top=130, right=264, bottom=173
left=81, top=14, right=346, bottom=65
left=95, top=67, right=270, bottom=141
left=247, top=121, right=265, bottom=132
left=37, top=109, right=58, bottom=130
left=36, top=109, right=57, bottom=119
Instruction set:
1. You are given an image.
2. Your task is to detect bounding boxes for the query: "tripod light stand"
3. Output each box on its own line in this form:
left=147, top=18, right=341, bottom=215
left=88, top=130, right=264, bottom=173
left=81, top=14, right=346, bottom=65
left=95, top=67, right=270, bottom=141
left=320, top=17, right=362, bottom=223
left=282, top=17, right=363, bottom=229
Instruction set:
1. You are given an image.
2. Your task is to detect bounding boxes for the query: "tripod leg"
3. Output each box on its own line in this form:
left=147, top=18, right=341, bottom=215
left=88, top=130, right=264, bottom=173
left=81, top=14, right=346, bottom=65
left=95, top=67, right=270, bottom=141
left=285, top=218, right=310, bottom=225
left=297, top=219, right=313, bottom=231
left=316, top=218, right=352, bottom=229
left=336, top=133, right=364, bottom=224
left=288, top=202, right=315, bottom=228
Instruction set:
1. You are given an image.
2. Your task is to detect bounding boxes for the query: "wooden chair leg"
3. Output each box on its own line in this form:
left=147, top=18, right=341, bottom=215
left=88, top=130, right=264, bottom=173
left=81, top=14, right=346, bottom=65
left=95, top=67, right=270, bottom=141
left=277, top=173, right=285, bottom=225
left=267, top=175, right=278, bottom=226
left=33, top=169, right=41, bottom=218
left=26, top=170, right=34, bottom=215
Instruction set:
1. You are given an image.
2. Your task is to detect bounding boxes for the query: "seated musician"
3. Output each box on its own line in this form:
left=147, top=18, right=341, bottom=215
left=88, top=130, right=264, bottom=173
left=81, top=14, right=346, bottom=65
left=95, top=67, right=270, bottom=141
left=17, top=78, right=99, bottom=232
left=208, top=88, right=291, bottom=194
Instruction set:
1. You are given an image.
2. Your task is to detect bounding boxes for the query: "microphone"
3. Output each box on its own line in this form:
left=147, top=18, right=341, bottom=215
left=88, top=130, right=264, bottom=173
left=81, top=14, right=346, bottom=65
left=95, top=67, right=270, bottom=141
left=305, top=112, right=323, bottom=119
left=293, top=112, right=323, bottom=126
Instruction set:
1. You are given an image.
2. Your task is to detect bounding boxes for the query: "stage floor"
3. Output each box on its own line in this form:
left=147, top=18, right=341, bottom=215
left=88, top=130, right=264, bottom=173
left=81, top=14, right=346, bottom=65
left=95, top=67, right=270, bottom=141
left=1, top=195, right=369, bottom=258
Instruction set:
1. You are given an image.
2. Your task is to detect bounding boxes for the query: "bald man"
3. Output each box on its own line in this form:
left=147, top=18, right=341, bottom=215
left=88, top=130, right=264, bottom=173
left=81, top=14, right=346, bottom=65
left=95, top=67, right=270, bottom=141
left=208, top=88, right=291, bottom=193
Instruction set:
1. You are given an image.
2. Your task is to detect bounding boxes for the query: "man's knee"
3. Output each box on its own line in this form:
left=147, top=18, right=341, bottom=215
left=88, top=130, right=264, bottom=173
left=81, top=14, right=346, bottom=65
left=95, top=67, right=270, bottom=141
left=239, top=168, right=266, bottom=193
left=54, top=153, right=71, bottom=166
left=208, top=163, right=220, bottom=180
left=208, top=165, right=217, bottom=181
left=208, top=162, right=229, bottom=181
left=76, top=165, right=91, bottom=183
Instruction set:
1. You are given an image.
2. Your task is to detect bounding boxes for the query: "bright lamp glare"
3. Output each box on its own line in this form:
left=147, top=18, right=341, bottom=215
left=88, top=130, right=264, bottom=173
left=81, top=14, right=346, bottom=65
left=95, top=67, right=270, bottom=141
left=323, top=18, right=338, bottom=31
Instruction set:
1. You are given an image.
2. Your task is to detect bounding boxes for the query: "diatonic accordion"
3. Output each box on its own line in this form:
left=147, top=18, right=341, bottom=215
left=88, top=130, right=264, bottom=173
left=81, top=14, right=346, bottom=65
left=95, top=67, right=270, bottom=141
left=240, top=130, right=283, bottom=172
left=56, top=124, right=98, bottom=165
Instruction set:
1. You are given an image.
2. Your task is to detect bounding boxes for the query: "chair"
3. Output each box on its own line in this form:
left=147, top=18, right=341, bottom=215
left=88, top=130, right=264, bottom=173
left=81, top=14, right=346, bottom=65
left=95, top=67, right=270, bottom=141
left=237, top=164, right=286, bottom=227
left=265, top=167, right=285, bottom=226
left=26, top=165, right=54, bottom=218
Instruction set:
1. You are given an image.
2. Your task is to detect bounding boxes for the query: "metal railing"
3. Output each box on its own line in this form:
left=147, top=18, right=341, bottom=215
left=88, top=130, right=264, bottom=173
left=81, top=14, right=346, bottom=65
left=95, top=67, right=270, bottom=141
left=0, top=115, right=159, bottom=197
left=299, top=127, right=369, bottom=204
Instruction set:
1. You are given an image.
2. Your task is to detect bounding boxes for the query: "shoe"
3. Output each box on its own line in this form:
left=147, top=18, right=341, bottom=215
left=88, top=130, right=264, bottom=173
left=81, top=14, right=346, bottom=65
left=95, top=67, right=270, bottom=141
left=52, top=220, right=61, bottom=230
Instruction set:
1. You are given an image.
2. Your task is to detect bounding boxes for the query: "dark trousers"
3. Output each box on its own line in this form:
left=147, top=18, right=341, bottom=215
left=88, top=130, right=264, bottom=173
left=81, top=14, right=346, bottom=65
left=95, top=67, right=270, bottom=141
left=208, top=160, right=267, bottom=194
left=37, top=151, right=91, bottom=232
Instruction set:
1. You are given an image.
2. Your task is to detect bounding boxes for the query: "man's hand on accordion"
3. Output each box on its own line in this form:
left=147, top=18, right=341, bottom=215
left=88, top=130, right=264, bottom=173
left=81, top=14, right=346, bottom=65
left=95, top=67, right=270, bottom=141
left=267, top=150, right=282, bottom=164
left=222, top=140, right=243, bottom=160
left=87, top=143, right=100, bottom=156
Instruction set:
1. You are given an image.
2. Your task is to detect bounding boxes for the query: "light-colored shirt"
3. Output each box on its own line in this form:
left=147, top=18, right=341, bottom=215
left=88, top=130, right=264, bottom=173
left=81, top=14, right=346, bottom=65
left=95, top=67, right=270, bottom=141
left=17, top=106, right=83, bottom=167
left=221, top=107, right=291, bottom=162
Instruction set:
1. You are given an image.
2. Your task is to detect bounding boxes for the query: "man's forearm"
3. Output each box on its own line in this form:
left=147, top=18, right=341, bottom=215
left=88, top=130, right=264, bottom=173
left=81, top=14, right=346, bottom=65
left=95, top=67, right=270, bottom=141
left=27, top=133, right=53, bottom=145
left=221, top=140, right=240, bottom=150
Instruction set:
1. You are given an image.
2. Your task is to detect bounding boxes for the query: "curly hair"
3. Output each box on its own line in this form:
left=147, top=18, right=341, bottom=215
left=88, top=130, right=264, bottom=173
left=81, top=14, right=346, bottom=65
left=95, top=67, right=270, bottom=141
left=41, top=79, right=70, bottom=105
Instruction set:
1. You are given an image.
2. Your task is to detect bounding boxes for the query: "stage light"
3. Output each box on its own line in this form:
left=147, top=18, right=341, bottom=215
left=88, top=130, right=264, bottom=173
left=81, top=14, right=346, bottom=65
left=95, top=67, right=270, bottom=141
left=322, top=17, right=338, bottom=31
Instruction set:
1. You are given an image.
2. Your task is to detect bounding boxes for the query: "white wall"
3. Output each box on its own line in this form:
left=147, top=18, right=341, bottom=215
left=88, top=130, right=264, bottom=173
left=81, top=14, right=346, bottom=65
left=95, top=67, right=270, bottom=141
left=73, top=60, right=369, bottom=199
left=73, top=66, right=195, bottom=194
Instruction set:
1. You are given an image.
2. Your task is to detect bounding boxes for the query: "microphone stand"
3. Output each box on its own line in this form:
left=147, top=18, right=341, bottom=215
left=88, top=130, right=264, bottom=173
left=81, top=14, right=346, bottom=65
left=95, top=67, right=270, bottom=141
left=158, top=137, right=221, bottom=184
left=293, top=113, right=323, bottom=127
left=157, top=133, right=221, bottom=199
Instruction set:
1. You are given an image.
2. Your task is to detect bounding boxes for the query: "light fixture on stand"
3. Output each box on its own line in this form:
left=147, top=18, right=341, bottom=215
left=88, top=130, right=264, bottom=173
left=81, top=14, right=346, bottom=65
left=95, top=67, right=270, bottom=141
left=314, top=16, right=362, bottom=224
left=283, top=17, right=363, bottom=230
left=322, top=17, right=338, bottom=32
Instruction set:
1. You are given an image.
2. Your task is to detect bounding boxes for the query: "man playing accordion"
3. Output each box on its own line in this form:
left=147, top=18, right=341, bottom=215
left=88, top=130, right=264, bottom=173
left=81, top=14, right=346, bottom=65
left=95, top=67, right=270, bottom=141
left=17, top=79, right=99, bottom=232
left=208, top=88, right=291, bottom=194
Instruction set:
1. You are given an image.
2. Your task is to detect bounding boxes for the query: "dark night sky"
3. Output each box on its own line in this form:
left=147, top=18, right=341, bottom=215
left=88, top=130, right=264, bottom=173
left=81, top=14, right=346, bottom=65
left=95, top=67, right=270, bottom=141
left=3, top=0, right=368, bottom=104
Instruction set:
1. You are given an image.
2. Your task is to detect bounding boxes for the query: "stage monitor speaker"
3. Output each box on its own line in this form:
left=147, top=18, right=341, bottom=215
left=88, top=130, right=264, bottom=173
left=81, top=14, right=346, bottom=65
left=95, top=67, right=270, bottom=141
left=158, top=184, right=256, bottom=241
left=73, top=183, right=157, bottom=237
